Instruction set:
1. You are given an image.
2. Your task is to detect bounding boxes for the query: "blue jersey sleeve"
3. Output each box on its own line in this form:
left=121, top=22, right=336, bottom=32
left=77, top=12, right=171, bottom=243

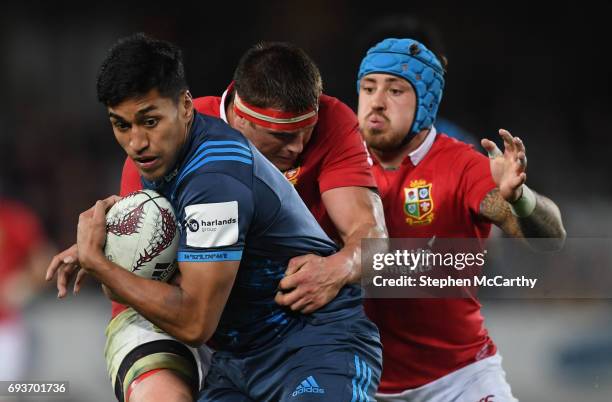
left=175, top=172, right=254, bottom=263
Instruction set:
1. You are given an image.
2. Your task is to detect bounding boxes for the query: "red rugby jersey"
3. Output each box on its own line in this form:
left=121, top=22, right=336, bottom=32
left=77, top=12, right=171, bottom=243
left=111, top=91, right=376, bottom=319
left=365, top=129, right=498, bottom=392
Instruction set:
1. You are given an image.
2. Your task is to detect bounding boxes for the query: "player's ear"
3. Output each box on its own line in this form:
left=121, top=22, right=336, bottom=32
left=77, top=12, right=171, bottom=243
left=232, top=111, right=249, bottom=131
left=181, top=90, right=194, bottom=120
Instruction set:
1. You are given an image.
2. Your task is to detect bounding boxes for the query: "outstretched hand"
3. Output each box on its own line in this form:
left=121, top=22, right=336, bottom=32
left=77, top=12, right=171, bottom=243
left=481, top=129, right=527, bottom=202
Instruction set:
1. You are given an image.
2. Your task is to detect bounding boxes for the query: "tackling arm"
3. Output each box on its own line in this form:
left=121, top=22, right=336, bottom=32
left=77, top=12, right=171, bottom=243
left=275, top=186, right=387, bottom=313
left=322, top=186, right=387, bottom=283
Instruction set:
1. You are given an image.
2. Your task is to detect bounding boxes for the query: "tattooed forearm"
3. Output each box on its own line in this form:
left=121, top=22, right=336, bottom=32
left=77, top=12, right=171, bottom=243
left=517, top=193, right=566, bottom=250
left=479, top=188, right=566, bottom=251
left=479, top=189, right=523, bottom=237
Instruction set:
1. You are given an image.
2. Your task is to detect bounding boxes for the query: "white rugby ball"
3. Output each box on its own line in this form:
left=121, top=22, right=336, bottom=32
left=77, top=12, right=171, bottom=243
left=104, top=189, right=179, bottom=282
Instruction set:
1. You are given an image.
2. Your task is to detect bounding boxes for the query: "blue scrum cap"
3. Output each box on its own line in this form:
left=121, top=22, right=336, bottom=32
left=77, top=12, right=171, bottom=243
left=357, top=38, right=445, bottom=137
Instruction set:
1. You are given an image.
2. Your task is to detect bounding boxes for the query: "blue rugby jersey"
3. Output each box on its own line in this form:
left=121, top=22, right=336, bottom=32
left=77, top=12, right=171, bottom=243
left=142, top=113, right=361, bottom=352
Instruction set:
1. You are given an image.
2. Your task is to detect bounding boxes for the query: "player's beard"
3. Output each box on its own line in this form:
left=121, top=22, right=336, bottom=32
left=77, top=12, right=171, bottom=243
left=363, top=127, right=406, bottom=152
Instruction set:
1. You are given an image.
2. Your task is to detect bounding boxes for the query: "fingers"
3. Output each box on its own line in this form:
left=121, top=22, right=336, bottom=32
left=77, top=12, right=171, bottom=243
left=280, top=256, right=320, bottom=290
left=275, top=287, right=315, bottom=313
left=93, top=195, right=120, bottom=223
left=46, top=244, right=78, bottom=281
left=481, top=138, right=502, bottom=159
left=93, top=200, right=108, bottom=225
left=276, top=267, right=311, bottom=308
left=98, top=195, right=122, bottom=216
left=277, top=292, right=327, bottom=314
left=498, top=129, right=528, bottom=173
left=47, top=245, right=81, bottom=298
left=277, top=256, right=323, bottom=311
left=104, top=194, right=123, bottom=205
left=503, top=173, right=527, bottom=197
left=285, top=254, right=311, bottom=276
left=498, top=129, right=516, bottom=154
left=81, top=195, right=121, bottom=222
left=46, top=254, right=64, bottom=281
left=513, top=172, right=527, bottom=188
left=513, top=136, right=526, bottom=155
left=274, top=286, right=304, bottom=307
left=73, top=269, right=88, bottom=294
left=514, top=137, right=527, bottom=171
left=516, top=151, right=527, bottom=173
left=278, top=269, right=302, bottom=292
left=288, top=297, right=310, bottom=313
left=56, top=263, right=79, bottom=298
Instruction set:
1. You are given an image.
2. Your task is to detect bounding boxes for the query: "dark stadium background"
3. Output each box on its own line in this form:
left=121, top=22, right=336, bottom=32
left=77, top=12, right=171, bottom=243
left=1, top=2, right=610, bottom=401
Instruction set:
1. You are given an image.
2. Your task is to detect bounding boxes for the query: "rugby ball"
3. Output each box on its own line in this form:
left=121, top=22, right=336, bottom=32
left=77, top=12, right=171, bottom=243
left=104, top=190, right=179, bottom=282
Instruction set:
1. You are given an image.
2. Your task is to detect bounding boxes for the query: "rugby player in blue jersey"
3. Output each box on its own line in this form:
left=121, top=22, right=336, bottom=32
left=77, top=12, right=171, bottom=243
left=47, top=34, right=381, bottom=402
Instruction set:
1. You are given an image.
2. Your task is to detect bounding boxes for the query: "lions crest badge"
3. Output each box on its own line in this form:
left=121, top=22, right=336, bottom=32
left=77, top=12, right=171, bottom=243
left=404, top=179, right=434, bottom=225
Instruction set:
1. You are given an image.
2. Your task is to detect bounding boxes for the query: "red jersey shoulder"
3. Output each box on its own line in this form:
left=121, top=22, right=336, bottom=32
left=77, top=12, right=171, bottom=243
left=423, top=133, right=462, bottom=158
left=315, top=94, right=359, bottom=141
left=303, top=94, right=375, bottom=191
left=193, top=96, right=222, bottom=117
left=430, top=134, right=493, bottom=184
left=428, top=133, right=485, bottom=166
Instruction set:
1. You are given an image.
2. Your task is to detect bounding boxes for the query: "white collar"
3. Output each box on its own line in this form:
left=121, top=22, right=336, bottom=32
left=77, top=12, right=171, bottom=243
left=219, top=88, right=229, bottom=123
left=409, top=126, right=437, bottom=166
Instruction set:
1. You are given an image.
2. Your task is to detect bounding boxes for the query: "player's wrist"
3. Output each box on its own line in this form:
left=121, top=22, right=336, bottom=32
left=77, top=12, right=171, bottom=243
left=333, top=251, right=359, bottom=285
left=79, top=248, right=107, bottom=272
left=509, top=184, right=536, bottom=218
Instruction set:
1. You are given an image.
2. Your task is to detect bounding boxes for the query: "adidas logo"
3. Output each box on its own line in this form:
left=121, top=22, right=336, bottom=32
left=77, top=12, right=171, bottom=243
left=291, top=375, right=325, bottom=397
left=150, top=262, right=173, bottom=281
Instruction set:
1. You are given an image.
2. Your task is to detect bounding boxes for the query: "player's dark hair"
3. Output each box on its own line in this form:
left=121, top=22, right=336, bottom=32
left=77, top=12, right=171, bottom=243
left=233, top=42, right=323, bottom=112
left=96, top=33, right=188, bottom=107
